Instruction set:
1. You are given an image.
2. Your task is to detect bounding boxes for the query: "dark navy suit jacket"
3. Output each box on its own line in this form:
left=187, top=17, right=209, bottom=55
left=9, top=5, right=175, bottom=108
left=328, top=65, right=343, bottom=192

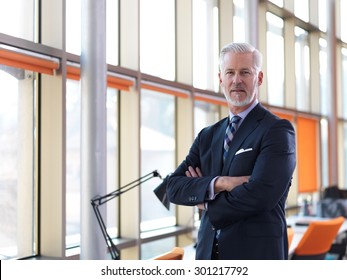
left=167, top=103, right=296, bottom=260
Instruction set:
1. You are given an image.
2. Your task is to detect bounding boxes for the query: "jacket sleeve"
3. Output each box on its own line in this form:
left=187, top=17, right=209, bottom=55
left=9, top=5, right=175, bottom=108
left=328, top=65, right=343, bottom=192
left=166, top=128, right=215, bottom=206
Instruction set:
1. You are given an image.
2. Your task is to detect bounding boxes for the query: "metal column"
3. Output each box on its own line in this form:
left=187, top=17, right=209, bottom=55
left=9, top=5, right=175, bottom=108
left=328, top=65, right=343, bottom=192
left=80, top=0, right=107, bottom=259
left=326, top=0, right=338, bottom=186
left=244, top=0, right=259, bottom=48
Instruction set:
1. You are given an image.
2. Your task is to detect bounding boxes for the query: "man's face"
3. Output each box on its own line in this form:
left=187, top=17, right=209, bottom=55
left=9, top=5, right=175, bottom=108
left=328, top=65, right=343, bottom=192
left=219, top=52, right=263, bottom=110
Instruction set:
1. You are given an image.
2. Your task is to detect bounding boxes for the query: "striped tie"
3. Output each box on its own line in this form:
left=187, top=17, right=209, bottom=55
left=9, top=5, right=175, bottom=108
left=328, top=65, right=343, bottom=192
left=223, top=115, right=241, bottom=162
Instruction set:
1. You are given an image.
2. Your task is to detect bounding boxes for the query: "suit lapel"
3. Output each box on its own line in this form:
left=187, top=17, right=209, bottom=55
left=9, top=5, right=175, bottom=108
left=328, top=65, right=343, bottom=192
left=222, top=104, right=266, bottom=174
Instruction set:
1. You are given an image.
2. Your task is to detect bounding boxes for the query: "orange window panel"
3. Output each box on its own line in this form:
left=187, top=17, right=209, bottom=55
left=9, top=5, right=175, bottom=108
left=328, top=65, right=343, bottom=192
left=0, top=48, right=59, bottom=75
left=66, top=65, right=134, bottom=91
left=140, top=82, right=189, bottom=99
left=273, top=111, right=295, bottom=122
left=194, top=93, right=227, bottom=106
left=66, top=65, right=80, bottom=81
left=297, top=117, right=318, bottom=193
left=107, top=75, right=134, bottom=91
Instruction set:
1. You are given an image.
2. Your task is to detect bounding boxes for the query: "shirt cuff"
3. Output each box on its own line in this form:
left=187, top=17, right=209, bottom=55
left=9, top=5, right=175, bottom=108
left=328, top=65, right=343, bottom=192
left=207, top=176, right=219, bottom=200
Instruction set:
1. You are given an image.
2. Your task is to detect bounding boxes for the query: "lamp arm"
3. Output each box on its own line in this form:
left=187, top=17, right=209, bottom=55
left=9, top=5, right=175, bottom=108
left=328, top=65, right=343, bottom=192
left=90, top=170, right=162, bottom=260
left=91, top=170, right=161, bottom=206
left=91, top=202, right=120, bottom=260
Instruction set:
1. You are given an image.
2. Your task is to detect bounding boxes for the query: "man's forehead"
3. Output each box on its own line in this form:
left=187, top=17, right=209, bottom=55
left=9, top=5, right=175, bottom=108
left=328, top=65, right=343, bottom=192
left=223, top=52, right=254, bottom=68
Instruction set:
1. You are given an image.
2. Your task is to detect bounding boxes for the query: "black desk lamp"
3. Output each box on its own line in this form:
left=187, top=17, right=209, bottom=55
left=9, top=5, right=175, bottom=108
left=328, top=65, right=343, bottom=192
left=91, top=170, right=163, bottom=260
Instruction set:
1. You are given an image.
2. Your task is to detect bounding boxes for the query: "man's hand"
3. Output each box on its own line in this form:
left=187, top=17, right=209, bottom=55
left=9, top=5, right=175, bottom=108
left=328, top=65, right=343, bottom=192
left=214, top=176, right=250, bottom=193
left=185, top=167, right=250, bottom=208
left=185, top=166, right=203, bottom=178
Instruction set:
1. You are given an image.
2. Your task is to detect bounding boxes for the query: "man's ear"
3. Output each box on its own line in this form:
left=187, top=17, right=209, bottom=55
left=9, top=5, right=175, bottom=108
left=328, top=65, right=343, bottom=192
left=218, top=71, right=223, bottom=85
left=257, top=71, right=263, bottom=86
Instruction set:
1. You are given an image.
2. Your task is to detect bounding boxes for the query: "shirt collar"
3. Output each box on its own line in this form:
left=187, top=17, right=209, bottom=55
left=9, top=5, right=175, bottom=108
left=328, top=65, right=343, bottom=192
left=229, top=99, right=259, bottom=125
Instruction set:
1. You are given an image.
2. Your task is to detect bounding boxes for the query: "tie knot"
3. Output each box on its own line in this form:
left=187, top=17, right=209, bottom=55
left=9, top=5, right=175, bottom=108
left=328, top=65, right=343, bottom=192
left=230, top=115, right=241, bottom=125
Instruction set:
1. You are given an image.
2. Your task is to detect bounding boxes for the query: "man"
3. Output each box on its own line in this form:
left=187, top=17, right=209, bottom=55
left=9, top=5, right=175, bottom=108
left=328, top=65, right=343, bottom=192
left=166, top=42, right=296, bottom=260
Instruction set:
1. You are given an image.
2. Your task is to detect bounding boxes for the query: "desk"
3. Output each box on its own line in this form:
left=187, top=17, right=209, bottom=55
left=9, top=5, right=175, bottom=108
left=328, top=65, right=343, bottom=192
left=286, top=215, right=347, bottom=256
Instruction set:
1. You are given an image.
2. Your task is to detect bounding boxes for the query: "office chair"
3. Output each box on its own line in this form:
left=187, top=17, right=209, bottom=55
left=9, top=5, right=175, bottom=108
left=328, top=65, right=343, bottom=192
left=327, top=230, right=347, bottom=259
left=291, top=216, right=345, bottom=260
left=152, top=247, right=184, bottom=260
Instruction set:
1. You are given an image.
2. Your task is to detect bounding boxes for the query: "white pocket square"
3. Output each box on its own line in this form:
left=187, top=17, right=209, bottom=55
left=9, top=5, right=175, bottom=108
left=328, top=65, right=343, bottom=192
left=235, top=148, right=253, bottom=155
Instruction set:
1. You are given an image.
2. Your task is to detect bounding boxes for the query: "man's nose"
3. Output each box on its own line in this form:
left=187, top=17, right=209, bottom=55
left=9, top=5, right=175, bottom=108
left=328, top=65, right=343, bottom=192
left=233, top=73, right=242, bottom=84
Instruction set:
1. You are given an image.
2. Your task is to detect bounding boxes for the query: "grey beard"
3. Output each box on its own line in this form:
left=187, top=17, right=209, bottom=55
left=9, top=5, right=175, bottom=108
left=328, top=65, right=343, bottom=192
left=225, top=93, right=254, bottom=107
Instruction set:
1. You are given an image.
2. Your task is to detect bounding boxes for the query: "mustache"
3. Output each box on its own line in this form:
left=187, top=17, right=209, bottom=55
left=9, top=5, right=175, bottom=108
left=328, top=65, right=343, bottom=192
left=230, top=87, right=246, bottom=92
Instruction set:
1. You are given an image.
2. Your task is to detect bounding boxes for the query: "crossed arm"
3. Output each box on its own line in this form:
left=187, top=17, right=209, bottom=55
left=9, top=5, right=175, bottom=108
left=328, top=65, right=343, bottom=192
left=185, top=166, right=250, bottom=209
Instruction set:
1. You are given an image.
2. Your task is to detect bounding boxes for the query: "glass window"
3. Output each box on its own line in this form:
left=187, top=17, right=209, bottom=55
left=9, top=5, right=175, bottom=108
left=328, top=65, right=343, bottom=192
left=66, top=79, right=119, bottom=247
left=105, top=88, right=119, bottom=237
left=266, top=12, right=284, bottom=107
left=233, top=0, right=246, bottom=43
left=66, top=0, right=81, bottom=55
left=320, top=118, right=329, bottom=188
left=140, top=0, right=175, bottom=81
left=294, top=0, right=309, bottom=22
left=295, top=27, right=310, bottom=112
left=339, top=49, right=347, bottom=189
left=194, top=101, right=220, bottom=136
left=319, top=38, right=328, bottom=116
left=106, top=0, right=119, bottom=65
left=268, top=0, right=283, bottom=7
left=0, top=67, right=37, bottom=259
left=318, top=0, right=327, bottom=32
left=342, top=48, right=347, bottom=119
left=66, top=79, right=81, bottom=247
left=0, top=0, right=35, bottom=41
left=193, top=0, right=220, bottom=91
left=340, top=0, right=347, bottom=42
left=140, top=89, right=176, bottom=232
left=66, top=0, right=119, bottom=65
left=343, top=122, right=347, bottom=189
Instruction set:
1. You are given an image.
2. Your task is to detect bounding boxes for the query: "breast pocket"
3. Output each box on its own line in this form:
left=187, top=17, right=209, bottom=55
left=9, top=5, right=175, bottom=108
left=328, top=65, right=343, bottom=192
left=229, top=150, right=256, bottom=175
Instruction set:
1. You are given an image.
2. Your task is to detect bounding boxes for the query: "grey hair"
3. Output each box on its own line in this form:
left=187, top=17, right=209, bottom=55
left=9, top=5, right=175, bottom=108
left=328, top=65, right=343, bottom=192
left=219, top=42, right=263, bottom=72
